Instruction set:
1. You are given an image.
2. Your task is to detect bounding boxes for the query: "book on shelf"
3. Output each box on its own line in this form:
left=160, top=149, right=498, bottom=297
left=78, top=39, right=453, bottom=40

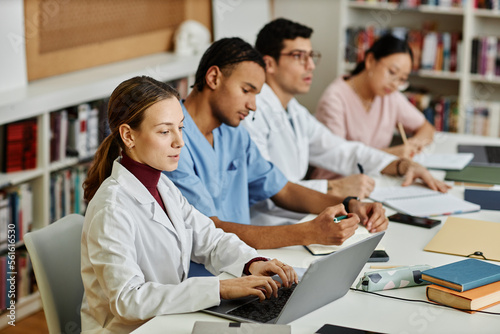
left=463, top=101, right=500, bottom=138
left=50, top=165, right=89, bottom=222
left=471, top=36, right=500, bottom=78
left=426, top=280, right=500, bottom=313
left=67, top=103, right=99, bottom=160
left=421, top=258, right=500, bottom=292
left=1, top=118, right=37, bottom=173
left=50, top=110, right=68, bottom=162
left=475, top=0, right=499, bottom=9
left=344, top=25, right=461, bottom=75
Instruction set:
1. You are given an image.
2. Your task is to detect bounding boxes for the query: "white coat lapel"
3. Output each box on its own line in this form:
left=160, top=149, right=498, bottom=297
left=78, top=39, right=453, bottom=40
left=113, top=160, right=178, bottom=237
left=157, top=177, right=192, bottom=277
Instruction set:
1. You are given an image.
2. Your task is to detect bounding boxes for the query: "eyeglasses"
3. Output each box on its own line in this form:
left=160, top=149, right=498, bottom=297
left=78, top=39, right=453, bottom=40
left=379, top=61, right=410, bottom=91
left=280, top=50, right=321, bottom=66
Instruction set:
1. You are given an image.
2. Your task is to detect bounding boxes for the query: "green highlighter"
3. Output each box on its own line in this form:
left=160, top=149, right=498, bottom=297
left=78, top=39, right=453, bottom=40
left=333, top=215, right=348, bottom=223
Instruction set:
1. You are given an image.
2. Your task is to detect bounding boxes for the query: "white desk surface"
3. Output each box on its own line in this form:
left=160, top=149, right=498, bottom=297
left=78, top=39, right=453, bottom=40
left=133, top=133, right=500, bottom=334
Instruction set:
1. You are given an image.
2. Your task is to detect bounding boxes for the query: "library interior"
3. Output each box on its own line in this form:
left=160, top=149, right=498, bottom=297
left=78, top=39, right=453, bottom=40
left=1, top=0, right=500, bottom=333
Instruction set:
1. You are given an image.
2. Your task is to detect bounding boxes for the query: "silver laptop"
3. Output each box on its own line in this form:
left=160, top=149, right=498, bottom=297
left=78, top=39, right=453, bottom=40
left=458, top=144, right=500, bottom=167
left=203, top=232, right=384, bottom=324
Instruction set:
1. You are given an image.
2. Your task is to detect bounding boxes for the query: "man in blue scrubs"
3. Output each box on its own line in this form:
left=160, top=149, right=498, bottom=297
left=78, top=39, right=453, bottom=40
left=166, top=38, right=388, bottom=250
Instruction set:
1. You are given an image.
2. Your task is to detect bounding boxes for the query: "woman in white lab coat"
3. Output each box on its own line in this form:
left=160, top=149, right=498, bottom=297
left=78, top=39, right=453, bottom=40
left=81, top=76, right=297, bottom=334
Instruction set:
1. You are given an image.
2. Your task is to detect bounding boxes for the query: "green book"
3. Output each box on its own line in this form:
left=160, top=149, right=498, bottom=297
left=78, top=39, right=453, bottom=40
left=445, top=166, right=500, bottom=185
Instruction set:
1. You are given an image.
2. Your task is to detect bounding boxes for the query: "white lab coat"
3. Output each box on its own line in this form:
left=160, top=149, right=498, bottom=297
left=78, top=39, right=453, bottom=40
left=242, top=84, right=397, bottom=226
left=81, top=159, right=259, bottom=334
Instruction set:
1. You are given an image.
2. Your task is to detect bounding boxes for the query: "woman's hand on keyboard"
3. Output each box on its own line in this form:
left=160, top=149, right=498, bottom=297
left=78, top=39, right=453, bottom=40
left=219, top=276, right=280, bottom=301
left=248, top=258, right=298, bottom=288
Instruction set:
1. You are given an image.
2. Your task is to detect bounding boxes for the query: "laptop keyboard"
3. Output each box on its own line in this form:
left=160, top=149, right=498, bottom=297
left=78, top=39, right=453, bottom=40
left=227, top=284, right=297, bottom=323
left=486, top=146, right=500, bottom=163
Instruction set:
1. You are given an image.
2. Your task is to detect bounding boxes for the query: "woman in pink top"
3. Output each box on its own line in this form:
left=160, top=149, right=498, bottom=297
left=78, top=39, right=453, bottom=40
left=316, top=34, right=434, bottom=161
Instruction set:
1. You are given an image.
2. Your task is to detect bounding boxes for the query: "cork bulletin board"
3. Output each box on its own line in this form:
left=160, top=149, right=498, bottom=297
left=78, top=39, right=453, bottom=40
left=24, top=0, right=212, bottom=81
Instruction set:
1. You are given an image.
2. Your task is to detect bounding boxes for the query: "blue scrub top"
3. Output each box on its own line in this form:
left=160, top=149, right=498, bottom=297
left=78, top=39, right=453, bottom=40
left=165, top=102, right=288, bottom=225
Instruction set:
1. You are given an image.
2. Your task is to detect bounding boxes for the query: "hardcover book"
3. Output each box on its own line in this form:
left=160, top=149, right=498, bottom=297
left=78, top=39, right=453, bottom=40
left=426, top=280, right=500, bottom=313
left=421, top=259, right=500, bottom=292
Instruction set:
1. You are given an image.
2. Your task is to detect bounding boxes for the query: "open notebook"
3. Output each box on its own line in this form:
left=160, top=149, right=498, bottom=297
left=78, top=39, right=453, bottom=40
left=299, top=214, right=385, bottom=256
left=369, top=185, right=480, bottom=217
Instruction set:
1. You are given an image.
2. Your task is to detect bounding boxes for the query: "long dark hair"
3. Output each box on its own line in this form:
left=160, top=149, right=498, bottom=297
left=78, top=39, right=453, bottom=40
left=351, top=34, right=414, bottom=76
left=83, top=76, right=179, bottom=201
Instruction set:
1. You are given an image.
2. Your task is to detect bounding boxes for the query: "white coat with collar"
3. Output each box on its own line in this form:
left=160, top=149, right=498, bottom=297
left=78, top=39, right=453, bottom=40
left=242, top=83, right=397, bottom=226
left=81, top=159, right=259, bottom=334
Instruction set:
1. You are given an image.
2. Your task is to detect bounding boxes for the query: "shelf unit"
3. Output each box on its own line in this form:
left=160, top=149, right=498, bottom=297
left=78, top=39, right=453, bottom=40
left=337, top=0, right=500, bottom=136
left=0, top=52, right=199, bottom=327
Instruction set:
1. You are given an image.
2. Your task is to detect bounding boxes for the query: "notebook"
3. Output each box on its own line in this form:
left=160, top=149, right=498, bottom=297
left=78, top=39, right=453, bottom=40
left=445, top=166, right=500, bottom=185
left=203, top=232, right=384, bottom=324
left=457, top=144, right=500, bottom=167
left=369, top=185, right=480, bottom=217
left=413, top=153, right=474, bottom=170
left=305, top=224, right=385, bottom=257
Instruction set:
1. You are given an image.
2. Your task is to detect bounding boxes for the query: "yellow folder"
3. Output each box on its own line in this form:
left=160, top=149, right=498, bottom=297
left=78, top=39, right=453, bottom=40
left=424, top=217, right=500, bottom=262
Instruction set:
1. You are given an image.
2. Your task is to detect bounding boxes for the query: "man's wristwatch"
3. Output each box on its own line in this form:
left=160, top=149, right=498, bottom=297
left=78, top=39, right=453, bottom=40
left=342, top=196, right=359, bottom=213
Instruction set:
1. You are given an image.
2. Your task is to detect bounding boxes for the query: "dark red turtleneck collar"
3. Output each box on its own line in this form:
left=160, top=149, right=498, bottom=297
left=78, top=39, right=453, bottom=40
left=120, top=152, right=166, bottom=212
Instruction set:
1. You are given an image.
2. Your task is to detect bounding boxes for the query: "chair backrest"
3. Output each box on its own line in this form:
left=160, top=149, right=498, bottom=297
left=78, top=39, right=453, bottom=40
left=24, top=214, right=84, bottom=334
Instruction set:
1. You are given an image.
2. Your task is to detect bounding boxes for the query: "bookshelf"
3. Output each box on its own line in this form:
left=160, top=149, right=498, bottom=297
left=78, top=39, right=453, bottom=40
left=0, top=52, right=199, bottom=328
left=337, top=0, right=500, bottom=137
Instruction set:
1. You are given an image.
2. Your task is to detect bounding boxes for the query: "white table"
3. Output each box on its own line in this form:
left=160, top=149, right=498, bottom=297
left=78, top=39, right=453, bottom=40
left=133, top=133, right=500, bottom=334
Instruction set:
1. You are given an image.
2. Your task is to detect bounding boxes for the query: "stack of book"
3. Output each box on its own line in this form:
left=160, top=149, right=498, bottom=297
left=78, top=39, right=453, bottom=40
left=422, top=258, right=500, bottom=313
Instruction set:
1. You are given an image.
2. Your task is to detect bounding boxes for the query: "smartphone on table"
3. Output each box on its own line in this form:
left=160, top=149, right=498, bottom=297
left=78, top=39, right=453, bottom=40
left=388, top=213, right=441, bottom=229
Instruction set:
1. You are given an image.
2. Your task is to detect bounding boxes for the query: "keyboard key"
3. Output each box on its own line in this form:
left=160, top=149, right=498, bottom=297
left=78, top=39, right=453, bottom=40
left=227, top=284, right=296, bottom=322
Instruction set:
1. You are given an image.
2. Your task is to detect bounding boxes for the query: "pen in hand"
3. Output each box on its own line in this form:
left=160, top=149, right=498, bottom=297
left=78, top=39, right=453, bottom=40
left=333, top=215, right=348, bottom=223
left=397, top=122, right=408, bottom=147
left=357, top=163, right=364, bottom=174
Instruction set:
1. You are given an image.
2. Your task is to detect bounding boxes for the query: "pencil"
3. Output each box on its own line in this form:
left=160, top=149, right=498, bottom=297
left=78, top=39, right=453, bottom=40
left=398, top=122, right=408, bottom=146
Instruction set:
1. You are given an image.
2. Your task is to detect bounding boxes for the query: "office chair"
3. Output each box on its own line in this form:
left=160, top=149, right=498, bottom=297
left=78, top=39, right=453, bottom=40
left=24, top=214, right=84, bottom=334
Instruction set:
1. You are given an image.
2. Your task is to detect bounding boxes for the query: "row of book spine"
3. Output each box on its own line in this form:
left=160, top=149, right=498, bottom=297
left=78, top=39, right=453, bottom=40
left=404, top=91, right=460, bottom=132
left=50, top=165, right=89, bottom=224
left=50, top=101, right=106, bottom=163
left=0, top=251, right=34, bottom=312
left=405, top=89, right=500, bottom=135
left=0, top=184, right=33, bottom=252
left=470, top=36, right=500, bottom=78
left=350, top=0, right=464, bottom=8
left=475, top=0, right=500, bottom=9
left=0, top=119, right=37, bottom=173
left=345, top=26, right=462, bottom=73
left=464, top=101, right=500, bottom=137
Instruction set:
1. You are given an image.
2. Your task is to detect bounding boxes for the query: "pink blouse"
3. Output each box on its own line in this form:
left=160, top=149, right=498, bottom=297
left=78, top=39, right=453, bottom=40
left=311, top=77, right=425, bottom=180
left=315, top=77, right=425, bottom=149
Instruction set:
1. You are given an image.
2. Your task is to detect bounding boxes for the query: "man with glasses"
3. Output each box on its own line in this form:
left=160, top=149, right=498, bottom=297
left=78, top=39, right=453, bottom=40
left=242, top=18, right=447, bottom=227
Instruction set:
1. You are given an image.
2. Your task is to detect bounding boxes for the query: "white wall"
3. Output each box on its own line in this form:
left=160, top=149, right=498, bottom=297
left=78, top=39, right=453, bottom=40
left=212, top=0, right=272, bottom=45
left=0, top=0, right=27, bottom=92
left=273, top=0, right=341, bottom=114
